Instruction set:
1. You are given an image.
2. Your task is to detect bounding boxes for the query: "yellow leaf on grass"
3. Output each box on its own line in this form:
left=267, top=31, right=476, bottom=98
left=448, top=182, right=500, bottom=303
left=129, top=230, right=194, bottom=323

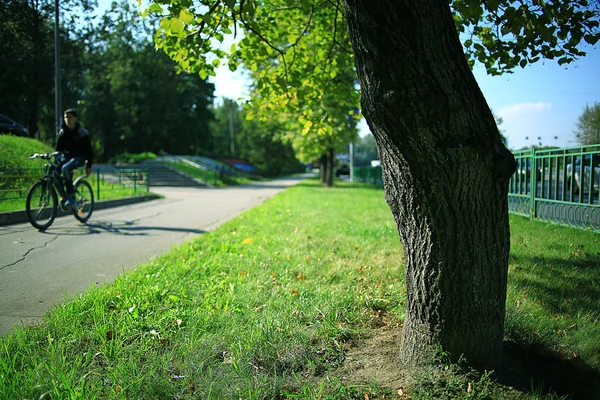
left=242, top=237, right=253, bottom=244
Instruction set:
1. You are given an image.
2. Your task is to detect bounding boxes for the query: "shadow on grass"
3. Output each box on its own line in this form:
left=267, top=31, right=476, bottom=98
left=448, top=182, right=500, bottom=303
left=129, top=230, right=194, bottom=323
left=510, top=254, right=600, bottom=324
left=496, top=341, right=600, bottom=400
left=500, top=253, right=600, bottom=399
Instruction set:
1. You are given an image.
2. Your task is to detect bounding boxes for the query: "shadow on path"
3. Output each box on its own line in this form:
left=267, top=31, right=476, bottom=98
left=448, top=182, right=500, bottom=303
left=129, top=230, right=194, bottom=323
left=37, top=220, right=207, bottom=237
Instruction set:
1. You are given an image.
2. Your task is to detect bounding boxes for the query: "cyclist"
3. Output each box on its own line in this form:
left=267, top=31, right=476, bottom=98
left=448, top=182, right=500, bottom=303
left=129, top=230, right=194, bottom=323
left=56, top=108, right=93, bottom=207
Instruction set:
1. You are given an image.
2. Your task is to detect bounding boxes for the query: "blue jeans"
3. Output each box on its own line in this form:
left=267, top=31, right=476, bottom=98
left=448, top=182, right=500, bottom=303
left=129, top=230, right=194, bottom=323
left=61, top=157, right=85, bottom=196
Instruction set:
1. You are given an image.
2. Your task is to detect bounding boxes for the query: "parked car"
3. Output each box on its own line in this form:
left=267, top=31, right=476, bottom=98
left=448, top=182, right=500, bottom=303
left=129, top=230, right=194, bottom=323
left=335, top=164, right=350, bottom=177
left=514, top=158, right=542, bottom=181
left=566, top=154, right=600, bottom=193
left=0, top=114, right=27, bottom=136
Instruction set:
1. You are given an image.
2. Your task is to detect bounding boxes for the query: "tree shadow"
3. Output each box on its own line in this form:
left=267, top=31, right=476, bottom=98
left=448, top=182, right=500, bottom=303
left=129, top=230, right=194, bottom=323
left=497, top=253, right=600, bottom=399
left=39, top=220, right=206, bottom=237
left=509, top=254, right=600, bottom=326
left=495, top=341, right=600, bottom=400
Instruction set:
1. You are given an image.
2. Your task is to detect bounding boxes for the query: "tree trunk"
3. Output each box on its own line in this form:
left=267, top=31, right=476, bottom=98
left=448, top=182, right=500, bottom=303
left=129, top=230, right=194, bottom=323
left=326, top=147, right=334, bottom=187
left=343, top=0, right=516, bottom=367
left=319, top=154, right=327, bottom=183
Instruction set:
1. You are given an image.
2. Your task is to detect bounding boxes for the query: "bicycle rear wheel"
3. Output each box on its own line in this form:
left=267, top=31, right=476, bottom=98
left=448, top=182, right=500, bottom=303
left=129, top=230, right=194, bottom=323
left=26, top=181, right=58, bottom=230
left=72, top=179, right=94, bottom=222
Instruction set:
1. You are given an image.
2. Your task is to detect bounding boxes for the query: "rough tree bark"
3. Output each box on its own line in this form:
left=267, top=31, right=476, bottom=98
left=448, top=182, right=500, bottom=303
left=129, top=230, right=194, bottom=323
left=343, top=0, right=516, bottom=367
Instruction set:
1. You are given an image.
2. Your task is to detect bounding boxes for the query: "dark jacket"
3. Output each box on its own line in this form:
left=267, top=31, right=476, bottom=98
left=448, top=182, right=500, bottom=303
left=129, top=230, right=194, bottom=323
left=56, top=123, right=93, bottom=169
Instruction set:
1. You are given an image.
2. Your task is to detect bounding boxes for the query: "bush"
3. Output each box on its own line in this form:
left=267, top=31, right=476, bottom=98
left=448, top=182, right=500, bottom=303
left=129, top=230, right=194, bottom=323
left=109, top=152, right=157, bottom=164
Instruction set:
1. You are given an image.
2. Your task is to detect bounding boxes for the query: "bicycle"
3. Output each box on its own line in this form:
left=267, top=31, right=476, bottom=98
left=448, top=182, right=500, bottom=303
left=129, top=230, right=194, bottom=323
left=25, top=151, right=94, bottom=230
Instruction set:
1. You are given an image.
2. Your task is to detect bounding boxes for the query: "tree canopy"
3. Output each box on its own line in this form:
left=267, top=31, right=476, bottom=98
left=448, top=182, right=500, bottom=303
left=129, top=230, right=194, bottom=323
left=574, top=102, right=600, bottom=145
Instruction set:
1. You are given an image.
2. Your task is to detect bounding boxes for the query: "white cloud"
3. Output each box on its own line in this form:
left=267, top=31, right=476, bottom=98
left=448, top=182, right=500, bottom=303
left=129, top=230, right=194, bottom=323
left=497, top=102, right=552, bottom=120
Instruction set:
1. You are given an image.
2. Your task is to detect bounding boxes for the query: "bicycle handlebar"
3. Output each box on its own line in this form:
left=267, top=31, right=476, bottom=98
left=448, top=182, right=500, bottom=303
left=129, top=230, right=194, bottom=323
left=28, top=151, right=68, bottom=160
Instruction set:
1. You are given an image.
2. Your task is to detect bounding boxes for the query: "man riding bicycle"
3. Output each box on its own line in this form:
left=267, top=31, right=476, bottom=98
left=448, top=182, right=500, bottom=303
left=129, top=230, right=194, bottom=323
left=56, top=109, right=93, bottom=207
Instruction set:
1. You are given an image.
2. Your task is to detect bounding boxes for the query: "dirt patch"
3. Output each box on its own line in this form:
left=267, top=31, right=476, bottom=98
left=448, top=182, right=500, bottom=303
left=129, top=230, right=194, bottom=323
left=331, top=326, right=600, bottom=400
left=332, top=326, right=408, bottom=392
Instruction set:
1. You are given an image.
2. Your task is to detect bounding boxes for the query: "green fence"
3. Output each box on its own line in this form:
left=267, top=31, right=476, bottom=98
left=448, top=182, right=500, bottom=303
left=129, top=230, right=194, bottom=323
left=0, top=167, right=149, bottom=213
left=354, top=165, right=383, bottom=186
left=509, top=145, right=600, bottom=231
left=353, top=144, right=600, bottom=232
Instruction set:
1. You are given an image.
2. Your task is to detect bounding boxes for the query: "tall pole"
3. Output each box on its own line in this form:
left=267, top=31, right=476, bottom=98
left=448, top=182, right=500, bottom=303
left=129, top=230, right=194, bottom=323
left=228, top=100, right=235, bottom=156
left=54, top=0, right=62, bottom=134
left=349, top=141, right=354, bottom=182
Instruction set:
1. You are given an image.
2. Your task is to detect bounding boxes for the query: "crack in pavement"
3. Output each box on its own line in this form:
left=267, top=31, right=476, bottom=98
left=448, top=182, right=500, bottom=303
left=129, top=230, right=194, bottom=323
left=0, top=235, right=60, bottom=271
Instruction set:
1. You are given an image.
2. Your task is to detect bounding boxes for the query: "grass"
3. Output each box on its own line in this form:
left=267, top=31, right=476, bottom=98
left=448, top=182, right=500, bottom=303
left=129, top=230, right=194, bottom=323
left=1, top=179, right=599, bottom=399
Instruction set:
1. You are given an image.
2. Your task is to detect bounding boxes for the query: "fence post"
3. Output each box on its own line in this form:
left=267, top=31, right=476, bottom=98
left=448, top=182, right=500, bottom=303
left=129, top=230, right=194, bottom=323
left=96, top=169, right=100, bottom=201
left=529, top=150, right=537, bottom=220
left=134, top=169, right=137, bottom=193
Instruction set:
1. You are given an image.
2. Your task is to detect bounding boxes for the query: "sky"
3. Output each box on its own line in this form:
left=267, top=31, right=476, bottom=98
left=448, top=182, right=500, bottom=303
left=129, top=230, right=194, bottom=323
left=96, top=0, right=599, bottom=151
left=211, top=45, right=600, bottom=151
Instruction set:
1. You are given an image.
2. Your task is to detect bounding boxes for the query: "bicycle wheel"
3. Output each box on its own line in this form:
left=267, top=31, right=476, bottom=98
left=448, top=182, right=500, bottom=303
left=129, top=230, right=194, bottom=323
left=72, top=179, right=94, bottom=222
left=26, top=181, right=58, bottom=230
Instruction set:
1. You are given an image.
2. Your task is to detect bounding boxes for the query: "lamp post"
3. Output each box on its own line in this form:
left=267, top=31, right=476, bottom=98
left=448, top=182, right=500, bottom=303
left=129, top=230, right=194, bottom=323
left=54, top=0, right=62, bottom=133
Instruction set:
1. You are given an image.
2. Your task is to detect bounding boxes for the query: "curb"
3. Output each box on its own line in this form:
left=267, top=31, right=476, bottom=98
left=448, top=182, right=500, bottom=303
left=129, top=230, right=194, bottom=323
left=0, top=193, right=162, bottom=227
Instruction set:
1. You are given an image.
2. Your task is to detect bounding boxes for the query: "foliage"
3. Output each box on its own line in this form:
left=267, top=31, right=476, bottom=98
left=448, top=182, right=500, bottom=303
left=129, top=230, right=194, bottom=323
left=108, top=151, right=157, bottom=164
left=574, top=102, right=600, bottom=145
left=81, top=1, right=215, bottom=160
left=454, top=0, right=600, bottom=75
left=208, top=99, right=305, bottom=176
left=1, top=0, right=218, bottom=162
left=237, top=110, right=305, bottom=176
left=147, top=0, right=360, bottom=169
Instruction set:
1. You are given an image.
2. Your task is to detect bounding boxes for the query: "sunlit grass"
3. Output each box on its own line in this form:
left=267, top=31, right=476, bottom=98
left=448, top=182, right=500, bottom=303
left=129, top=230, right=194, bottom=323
left=0, top=178, right=598, bottom=399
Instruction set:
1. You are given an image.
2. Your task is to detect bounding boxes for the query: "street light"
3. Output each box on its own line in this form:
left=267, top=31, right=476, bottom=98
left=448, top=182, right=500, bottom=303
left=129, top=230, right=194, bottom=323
left=54, top=0, right=62, bottom=133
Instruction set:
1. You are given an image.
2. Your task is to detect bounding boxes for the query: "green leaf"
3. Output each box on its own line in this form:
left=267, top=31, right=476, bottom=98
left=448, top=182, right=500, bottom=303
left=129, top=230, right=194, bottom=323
left=179, top=9, right=194, bottom=25
left=148, top=3, right=163, bottom=13
left=584, top=34, right=599, bottom=45
left=160, top=17, right=171, bottom=30
left=170, top=18, right=185, bottom=34
left=519, top=59, right=527, bottom=68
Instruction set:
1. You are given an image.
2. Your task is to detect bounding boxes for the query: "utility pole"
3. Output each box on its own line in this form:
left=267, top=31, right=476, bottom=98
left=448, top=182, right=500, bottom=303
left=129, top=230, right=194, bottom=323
left=54, top=0, right=62, bottom=134
left=228, top=100, right=235, bottom=156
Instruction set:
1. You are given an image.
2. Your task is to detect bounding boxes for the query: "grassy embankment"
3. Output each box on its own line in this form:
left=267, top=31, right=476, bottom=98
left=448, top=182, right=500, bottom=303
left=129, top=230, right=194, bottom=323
left=0, top=178, right=598, bottom=399
left=0, top=136, right=150, bottom=212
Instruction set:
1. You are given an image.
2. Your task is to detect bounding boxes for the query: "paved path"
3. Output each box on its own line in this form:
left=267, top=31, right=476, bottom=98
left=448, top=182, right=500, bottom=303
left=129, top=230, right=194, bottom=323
left=0, top=175, right=311, bottom=335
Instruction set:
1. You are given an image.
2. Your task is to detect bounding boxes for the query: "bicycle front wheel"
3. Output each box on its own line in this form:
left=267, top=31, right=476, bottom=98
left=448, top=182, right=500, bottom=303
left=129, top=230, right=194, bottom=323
left=72, top=179, right=94, bottom=222
left=26, top=181, right=58, bottom=230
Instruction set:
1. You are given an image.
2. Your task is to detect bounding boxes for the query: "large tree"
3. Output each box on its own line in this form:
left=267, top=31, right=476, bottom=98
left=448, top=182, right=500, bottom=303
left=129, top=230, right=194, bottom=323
left=147, top=0, right=600, bottom=367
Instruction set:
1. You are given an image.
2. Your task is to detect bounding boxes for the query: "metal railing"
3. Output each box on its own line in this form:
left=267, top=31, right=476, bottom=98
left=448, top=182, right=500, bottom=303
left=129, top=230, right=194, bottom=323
left=0, top=166, right=149, bottom=213
left=509, top=145, right=599, bottom=231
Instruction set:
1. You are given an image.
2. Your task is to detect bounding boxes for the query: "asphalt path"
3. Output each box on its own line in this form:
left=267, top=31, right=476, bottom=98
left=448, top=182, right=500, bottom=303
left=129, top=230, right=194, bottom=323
left=0, top=174, right=312, bottom=335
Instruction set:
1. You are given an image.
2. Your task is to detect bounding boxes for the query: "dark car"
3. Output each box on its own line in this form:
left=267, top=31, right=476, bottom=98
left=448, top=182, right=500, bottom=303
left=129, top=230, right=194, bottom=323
left=0, top=114, right=27, bottom=136
left=335, top=164, right=350, bottom=177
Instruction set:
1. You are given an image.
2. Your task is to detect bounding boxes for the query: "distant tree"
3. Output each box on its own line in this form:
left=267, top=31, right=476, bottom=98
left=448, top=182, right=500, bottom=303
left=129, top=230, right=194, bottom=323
left=574, top=103, right=600, bottom=145
left=353, top=133, right=379, bottom=166
left=237, top=112, right=302, bottom=176
left=81, top=1, right=214, bottom=160
left=493, top=111, right=508, bottom=147
left=209, top=98, right=243, bottom=157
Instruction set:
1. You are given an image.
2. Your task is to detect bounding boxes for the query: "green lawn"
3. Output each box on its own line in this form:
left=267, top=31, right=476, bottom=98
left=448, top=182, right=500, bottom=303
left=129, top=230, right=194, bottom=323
left=1, top=179, right=598, bottom=399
